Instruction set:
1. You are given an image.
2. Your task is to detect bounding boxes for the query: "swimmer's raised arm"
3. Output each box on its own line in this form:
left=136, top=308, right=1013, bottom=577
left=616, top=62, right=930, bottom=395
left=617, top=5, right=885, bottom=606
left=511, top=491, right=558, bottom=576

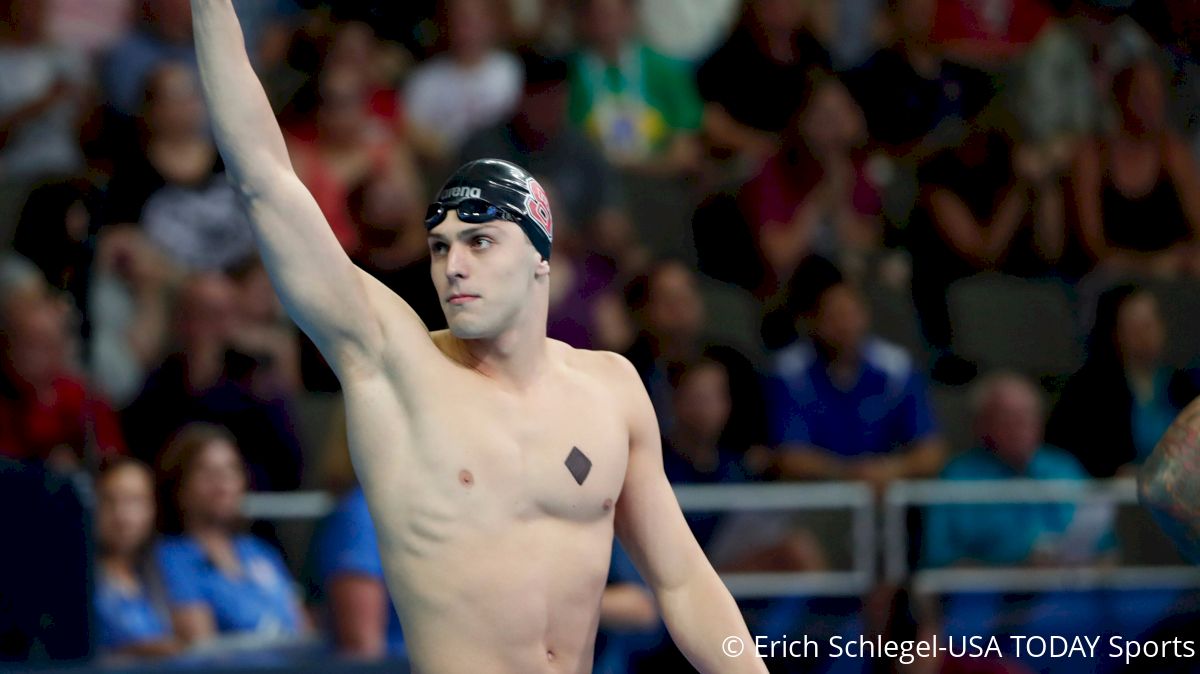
left=1139, top=395, right=1200, bottom=563
left=609, top=354, right=768, bottom=673
left=190, top=1, right=430, bottom=381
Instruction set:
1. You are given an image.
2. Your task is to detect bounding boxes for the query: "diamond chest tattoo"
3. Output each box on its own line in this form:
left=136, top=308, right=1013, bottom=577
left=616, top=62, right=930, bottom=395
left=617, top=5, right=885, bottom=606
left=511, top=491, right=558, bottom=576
left=564, top=446, right=592, bottom=485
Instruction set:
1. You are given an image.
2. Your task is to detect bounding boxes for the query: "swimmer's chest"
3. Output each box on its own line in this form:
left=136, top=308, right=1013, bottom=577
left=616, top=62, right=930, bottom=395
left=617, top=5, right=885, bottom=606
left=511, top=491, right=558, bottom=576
left=421, top=380, right=629, bottom=523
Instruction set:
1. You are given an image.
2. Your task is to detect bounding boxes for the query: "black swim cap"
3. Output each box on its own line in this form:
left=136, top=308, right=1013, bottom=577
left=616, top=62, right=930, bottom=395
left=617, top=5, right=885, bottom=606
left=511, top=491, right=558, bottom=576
left=428, top=158, right=554, bottom=261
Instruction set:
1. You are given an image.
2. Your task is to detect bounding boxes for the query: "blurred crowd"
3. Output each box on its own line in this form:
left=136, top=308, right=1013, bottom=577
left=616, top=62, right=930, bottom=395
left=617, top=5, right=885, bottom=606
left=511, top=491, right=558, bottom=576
left=3, top=0, right=1200, bottom=670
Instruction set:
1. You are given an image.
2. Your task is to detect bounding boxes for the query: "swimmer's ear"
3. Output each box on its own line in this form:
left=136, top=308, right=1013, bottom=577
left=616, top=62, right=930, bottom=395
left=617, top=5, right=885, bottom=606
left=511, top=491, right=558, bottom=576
left=535, top=256, right=550, bottom=278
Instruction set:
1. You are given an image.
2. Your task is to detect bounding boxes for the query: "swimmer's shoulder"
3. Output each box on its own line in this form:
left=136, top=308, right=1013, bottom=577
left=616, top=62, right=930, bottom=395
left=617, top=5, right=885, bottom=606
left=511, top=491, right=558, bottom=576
left=551, top=340, right=642, bottom=395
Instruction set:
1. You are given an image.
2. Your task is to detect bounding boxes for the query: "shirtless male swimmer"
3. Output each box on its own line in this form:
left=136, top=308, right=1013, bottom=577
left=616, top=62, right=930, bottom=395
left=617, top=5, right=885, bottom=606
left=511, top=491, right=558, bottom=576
left=190, top=2, right=767, bottom=672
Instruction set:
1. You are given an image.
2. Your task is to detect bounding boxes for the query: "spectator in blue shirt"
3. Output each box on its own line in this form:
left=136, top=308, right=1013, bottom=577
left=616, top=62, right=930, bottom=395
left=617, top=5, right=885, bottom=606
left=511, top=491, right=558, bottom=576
left=95, top=457, right=180, bottom=660
left=102, top=0, right=298, bottom=117
left=923, top=372, right=1117, bottom=568
left=154, top=422, right=308, bottom=644
left=302, top=407, right=403, bottom=660
left=668, top=357, right=827, bottom=573
left=307, top=484, right=406, bottom=659
left=661, top=358, right=754, bottom=549
left=662, top=359, right=753, bottom=554
left=662, top=358, right=754, bottom=487
left=766, top=278, right=946, bottom=491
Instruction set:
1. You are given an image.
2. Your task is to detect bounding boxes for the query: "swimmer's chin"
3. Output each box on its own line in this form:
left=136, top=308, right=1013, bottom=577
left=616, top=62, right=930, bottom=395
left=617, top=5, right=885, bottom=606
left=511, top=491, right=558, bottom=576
left=445, top=318, right=499, bottom=340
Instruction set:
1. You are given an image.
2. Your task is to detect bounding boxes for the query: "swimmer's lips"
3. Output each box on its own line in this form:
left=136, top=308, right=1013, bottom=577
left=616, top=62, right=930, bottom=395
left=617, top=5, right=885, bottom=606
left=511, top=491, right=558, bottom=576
left=447, top=294, right=480, bottom=305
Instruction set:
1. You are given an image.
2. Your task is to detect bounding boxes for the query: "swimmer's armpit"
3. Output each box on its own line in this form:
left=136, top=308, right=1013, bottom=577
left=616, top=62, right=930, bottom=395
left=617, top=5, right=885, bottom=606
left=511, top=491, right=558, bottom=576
left=1139, top=401, right=1200, bottom=563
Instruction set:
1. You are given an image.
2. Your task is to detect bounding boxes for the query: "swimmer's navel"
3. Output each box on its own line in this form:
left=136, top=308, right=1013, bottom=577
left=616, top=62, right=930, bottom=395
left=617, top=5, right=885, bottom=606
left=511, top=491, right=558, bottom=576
left=458, top=469, right=474, bottom=488
left=546, top=648, right=555, bottom=662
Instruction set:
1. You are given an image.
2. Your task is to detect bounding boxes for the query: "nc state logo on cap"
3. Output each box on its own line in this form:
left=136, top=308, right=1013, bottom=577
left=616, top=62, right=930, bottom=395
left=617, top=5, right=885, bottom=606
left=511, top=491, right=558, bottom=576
left=524, top=177, right=553, bottom=240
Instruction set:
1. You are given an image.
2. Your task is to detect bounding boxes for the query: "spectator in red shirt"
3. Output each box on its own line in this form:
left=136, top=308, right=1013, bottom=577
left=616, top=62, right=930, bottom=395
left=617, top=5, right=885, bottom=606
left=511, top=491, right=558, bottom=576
left=285, top=63, right=419, bottom=256
left=0, top=255, right=126, bottom=468
left=930, top=0, right=1055, bottom=66
left=739, top=70, right=883, bottom=295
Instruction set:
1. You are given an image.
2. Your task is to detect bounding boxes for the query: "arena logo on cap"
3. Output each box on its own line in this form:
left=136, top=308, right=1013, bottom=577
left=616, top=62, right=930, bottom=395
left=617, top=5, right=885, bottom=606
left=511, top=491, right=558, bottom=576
left=440, top=186, right=482, bottom=200
left=524, top=177, right=552, bottom=239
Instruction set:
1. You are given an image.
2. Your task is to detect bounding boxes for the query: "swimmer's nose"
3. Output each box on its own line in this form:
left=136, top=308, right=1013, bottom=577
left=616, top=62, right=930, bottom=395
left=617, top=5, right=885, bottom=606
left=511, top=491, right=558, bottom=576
left=445, top=241, right=470, bottom=280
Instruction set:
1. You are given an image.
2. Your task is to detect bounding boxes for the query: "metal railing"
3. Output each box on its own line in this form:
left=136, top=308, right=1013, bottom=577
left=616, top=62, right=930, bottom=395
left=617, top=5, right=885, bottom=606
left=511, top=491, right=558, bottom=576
left=242, top=478, right=1200, bottom=599
left=676, top=483, right=875, bottom=598
left=883, top=478, right=1200, bottom=595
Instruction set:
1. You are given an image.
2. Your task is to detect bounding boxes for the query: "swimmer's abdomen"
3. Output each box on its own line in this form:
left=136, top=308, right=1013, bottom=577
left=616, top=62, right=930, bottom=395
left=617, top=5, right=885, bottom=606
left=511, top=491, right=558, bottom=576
left=384, top=516, right=612, bottom=674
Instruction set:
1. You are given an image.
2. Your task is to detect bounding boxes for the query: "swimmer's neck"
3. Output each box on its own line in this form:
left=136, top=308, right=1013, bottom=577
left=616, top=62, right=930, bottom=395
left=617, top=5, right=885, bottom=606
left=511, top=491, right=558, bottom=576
left=447, top=321, right=554, bottom=391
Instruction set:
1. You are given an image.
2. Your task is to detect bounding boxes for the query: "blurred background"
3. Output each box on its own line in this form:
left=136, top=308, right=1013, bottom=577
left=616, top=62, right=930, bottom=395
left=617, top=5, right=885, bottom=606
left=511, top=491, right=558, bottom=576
left=2, top=0, right=1200, bottom=672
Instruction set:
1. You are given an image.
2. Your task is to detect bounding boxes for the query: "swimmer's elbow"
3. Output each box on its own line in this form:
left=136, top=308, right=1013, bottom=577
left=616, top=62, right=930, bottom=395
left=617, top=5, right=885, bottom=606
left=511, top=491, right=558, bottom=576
left=652, top=540, right=713, bottom=597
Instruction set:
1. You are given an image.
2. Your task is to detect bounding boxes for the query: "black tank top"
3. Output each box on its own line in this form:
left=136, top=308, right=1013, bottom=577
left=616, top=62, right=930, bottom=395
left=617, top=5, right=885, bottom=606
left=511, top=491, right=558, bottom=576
left=1100, top=149, right=1190, bottom=252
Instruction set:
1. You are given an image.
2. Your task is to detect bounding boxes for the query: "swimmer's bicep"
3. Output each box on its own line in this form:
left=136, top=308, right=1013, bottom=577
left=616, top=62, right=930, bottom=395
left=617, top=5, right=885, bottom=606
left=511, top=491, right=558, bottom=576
left=614, top=440, right=707, bottom=595
left=238, top=176, right=385, bottom=371
left=612, top=355, right=706, bottom=592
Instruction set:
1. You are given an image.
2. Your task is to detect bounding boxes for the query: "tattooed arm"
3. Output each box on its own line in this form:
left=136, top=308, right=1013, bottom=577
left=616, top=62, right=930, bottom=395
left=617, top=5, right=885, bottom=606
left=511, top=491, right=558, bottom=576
left=1138, top=396, right=1200, bottom=563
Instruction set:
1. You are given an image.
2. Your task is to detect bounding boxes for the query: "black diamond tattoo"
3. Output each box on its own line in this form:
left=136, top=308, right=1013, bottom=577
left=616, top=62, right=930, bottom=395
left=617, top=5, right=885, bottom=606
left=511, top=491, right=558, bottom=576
left=564, top=446, right=592, bottom=485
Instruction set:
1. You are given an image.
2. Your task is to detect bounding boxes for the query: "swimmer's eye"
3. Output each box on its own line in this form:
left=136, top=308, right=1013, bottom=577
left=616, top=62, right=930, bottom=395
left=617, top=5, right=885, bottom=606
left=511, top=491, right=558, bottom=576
left=429, top=241, right=449, bottom=255
left=472, top=236, right=494, bottom=250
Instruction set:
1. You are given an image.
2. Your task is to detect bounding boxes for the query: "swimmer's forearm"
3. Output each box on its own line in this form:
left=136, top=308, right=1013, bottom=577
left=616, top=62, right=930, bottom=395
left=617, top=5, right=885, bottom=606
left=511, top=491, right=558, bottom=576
left=190, top=1, right=384, bottom=368
left=190, top=0, right=291, bottom=185
left=1139, top=396, right=1200, bottom=562
left=656, top=565, right=768, bottom=673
